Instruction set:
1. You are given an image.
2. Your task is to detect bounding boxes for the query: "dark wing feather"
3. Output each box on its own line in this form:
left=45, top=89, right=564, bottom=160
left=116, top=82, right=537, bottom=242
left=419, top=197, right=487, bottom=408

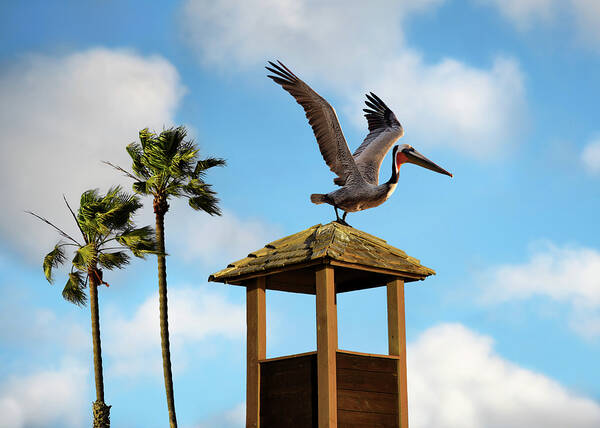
left=349, top=92, right=404, bottom=185
left=266, top=61, right=361, bottom=186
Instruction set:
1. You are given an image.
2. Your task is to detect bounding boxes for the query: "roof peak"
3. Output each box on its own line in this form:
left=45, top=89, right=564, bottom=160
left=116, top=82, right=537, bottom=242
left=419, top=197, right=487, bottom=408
left=209, top=222, right=435, bottom=288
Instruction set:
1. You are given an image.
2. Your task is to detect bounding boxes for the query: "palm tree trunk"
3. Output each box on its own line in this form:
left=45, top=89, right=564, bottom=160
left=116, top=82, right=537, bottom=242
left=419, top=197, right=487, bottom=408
left=155, top=208, right=178, bottom=428
left=88, top=269, right=111, bottom=428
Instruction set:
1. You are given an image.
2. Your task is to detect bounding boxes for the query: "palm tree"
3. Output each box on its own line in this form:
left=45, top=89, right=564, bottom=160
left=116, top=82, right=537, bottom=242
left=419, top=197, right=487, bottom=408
left=28, top=186, right=156, bottom=428
left=106, top=127, right=225, bottom=428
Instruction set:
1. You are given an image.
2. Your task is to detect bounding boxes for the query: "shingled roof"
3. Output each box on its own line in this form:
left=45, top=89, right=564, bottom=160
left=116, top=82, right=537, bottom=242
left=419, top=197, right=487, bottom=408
left=209, top=222, right=434, bottom=293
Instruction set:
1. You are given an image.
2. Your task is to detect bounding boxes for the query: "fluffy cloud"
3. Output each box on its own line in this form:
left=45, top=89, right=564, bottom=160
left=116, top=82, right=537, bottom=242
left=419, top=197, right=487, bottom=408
left=478, top=0, right=600, bottom=43
left=581, top=138, right=600, bottom=175
left=181, top=0, right=526, bottom=158
left=0, top=48, right=184, bottom=258
left=193, top=402, right=245, bottom=428
left=479, top=242, right=600, bottom=338
left=188, top=324, right=600, bottom=428
left=105, top=285, right=245, bottom=376
left=475, top=0, right=556, bottom=28
left=0, top=360, right=88, bottom=428
left=165, top=202, right=281, bottom=266
left=571, top=0, right=600, bottom=42
left=409, top=323, right=600, bottom=428
left=480, top=242, right=600, bottom=306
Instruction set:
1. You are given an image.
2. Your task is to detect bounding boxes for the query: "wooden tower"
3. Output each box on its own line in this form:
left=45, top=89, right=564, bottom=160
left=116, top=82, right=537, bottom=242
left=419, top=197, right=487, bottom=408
left=209, top=222, right=434, bottom=428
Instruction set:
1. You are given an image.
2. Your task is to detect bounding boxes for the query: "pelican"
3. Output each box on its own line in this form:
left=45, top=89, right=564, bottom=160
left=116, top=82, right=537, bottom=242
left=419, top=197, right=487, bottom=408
left=266, top=61, right=452, bottom=226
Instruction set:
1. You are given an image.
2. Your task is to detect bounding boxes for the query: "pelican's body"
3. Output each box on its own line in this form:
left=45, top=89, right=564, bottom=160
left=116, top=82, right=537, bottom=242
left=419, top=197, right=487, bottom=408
left=322, top=181, right=397, bottom=213
left=266, top=61, right=452, bottom=225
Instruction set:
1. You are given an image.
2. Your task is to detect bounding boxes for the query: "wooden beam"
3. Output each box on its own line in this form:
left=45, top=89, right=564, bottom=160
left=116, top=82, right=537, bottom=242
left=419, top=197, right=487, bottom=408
left=247, top=277, right=266, bottom=428
left=387, top=278, right=409, bottom=428
left=316, top=265, right=338, bottom=427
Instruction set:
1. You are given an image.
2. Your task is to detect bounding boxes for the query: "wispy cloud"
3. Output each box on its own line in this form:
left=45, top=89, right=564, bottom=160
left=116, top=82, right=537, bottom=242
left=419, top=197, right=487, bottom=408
left=165, top=202, right=281, bottom=267
left=181, top=0, right=526, bottom=159
left=477, top=0, right=600, bottom=45
left=104, top=285, right=245, bottom=377
left=0, top=359, right=88, bottom=428
left=582, top=138, right=600, bottom=175
left=0, top=48, right=184, bottom=259
left=409, top=323, right=600, bottom=427
left=192, top=402, right=245, bottom=428
left=478, top=241, right=600, bottom=338
left=189, top=323, right=600, bottom=427
left=474, top=0, right=557, bottom=29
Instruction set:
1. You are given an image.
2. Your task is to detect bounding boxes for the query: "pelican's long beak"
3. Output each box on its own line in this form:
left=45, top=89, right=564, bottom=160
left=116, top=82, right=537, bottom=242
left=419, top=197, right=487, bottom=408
left=404, top=148, right=453, bottom=177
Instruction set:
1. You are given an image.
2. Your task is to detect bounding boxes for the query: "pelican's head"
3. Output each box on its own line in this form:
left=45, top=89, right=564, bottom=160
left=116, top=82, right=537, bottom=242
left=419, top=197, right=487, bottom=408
left=395, top=144, right=453, bottom=177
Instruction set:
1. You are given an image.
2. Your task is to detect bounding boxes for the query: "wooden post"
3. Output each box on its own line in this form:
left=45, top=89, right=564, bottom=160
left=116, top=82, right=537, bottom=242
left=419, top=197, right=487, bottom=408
left=247, top=277, right=266, bottom=428
left=316, top=265, right=337, bottom=427
left=387, top=278, right=408, bottom=428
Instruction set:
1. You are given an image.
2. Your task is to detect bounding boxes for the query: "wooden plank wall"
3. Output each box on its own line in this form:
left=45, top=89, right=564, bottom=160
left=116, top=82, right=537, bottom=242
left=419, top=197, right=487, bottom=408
left=337, top=352, right=399, bottom=428
left=260, top=354, right=318, bottom=427
left=259, top=352, right=400, bottom=427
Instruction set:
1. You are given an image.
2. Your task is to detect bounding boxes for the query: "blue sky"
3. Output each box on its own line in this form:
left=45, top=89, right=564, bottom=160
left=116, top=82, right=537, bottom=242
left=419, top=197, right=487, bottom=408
left=1, top=0, right=600, bottom=427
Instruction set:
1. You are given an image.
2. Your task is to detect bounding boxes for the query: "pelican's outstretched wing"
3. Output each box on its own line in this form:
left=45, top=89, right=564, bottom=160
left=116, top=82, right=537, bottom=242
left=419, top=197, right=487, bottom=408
left=350, top=93, right=404, bottom=185
left=266, top=61, right=362, bottom=185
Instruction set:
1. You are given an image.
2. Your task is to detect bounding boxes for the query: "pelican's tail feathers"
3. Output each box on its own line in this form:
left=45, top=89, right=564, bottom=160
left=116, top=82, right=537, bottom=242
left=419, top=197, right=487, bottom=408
left=310, top=193, right=330, bottom=205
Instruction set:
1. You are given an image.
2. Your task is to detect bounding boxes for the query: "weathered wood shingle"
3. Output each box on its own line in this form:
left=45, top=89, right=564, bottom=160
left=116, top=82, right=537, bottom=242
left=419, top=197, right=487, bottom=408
left=209, top=222, right=434, bottom=286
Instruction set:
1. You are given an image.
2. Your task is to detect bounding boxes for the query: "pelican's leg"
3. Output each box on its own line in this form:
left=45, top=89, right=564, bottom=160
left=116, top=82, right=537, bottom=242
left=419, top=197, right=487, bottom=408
left=334, top=207, right=350, bottom=227
left=340, top=211, right=351, bottom=227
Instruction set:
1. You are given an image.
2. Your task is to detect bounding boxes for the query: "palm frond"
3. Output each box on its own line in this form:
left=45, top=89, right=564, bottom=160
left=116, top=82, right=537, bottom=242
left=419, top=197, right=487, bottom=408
left=43, top=244, right=66, bottom=283
left=26, top=211, right=82, bottom=246
left=72, top=243, right=96, bottom=270
left=76, top=186, right=143, bottom=237
left=132, top=180, right=149, bottom=194
left=188, top=193, right=222, bottom=216
left=138, top=128, right=152, bottom=151
left=194, top=157, right=226, bottom=177
left=98, top=251, right=130, bottom=270
left=116, top=225, right=157, bottom=257
left=126, top=143, right=150, bottom=180
left=62, top=271, right=87, bottom=306
left=96, top=188, right=142, bottom=232
left=63, top=195, right=87, bottom=244
left=169, top=146, right=198, bottom=178
left=102, top=160, right=141, bottom=182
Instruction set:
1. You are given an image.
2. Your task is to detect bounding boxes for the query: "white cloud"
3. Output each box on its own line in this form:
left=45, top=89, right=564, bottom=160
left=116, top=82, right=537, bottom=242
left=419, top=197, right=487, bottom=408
left=193, top=402, right=245, bottom=428
left=105, top=285, right=245, bottom=376
left=181, top=0, right=526, bottom=158
left=189, top=324, right=600, bottom=428
left=475, top=0, right=556, bottom=29
left=571, top=0, right=600, bottom=42
left=478, top=0, right=600, bottom=44
left=0, top=48, right=184, bottom=259
left=353, top=54, right=524, bottom=158
left=582, top=138, right=600, bottom=175
left=166, top=203, right=281, bottom=266
left=0, top=360, right=88, bottom=428
left=409, top=323, right=600, bottom=428
left=479, top=242, right=600, bottom=338
left=481, top=242, right=600, bottom=306
left=0, top=290, right=89, bottom=353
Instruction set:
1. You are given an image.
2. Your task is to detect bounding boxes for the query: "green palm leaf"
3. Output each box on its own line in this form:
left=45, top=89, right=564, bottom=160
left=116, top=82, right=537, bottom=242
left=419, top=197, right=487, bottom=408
left=43, top=244, right=66, bottom=283
left=116, top=226, right=157, bottom=257
left=98, top=251, right=130, bottom=270
left=62, top=271, right=87, bottom=306
left=194, top=157, right=226, bottom=177
left=73, top=243, right=96, bottom=270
